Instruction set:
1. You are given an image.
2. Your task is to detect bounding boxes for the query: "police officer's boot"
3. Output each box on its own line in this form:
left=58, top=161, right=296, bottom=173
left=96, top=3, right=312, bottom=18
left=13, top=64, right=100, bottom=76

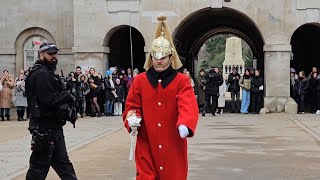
left=1, top=115, right=4, bottom=121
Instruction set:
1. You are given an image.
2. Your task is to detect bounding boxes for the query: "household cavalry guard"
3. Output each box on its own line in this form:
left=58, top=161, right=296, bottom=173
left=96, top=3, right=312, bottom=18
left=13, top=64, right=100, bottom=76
left=123, top=15, right=199, bottom=180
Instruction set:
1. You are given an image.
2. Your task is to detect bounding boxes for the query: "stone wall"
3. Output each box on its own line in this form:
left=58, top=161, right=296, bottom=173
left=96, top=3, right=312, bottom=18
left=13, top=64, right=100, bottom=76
left=0, top=0, right=320, bottom=111
left=0, top=0, right=74, bottom=76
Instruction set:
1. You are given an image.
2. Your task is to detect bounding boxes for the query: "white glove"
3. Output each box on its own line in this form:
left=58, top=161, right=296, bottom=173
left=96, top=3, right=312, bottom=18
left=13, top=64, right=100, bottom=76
left=127, top=115, right=142, bottom=128
left=178, top=125, right=189, bottom=139
left=127, top=115, right=142, bottom=136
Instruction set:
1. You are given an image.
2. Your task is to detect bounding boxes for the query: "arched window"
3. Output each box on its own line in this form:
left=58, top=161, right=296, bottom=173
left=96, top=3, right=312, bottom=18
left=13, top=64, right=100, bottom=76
left=23, top=36, right=48, bottom=69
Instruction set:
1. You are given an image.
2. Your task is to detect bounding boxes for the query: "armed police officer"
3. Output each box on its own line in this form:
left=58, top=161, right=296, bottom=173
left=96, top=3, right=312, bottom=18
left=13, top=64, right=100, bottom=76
left=25, top=42, right=78, bottom=180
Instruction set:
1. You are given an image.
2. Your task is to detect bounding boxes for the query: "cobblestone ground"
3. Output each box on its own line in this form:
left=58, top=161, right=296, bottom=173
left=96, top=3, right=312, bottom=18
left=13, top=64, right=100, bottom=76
left=2, top=113, right=320, bottom=180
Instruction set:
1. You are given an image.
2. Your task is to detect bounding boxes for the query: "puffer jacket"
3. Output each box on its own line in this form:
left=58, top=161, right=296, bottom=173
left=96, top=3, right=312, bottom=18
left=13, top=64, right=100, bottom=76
left=294, top=78, right=308, bottom=96
left=239, top=75, right=251, bottom=91
left=250, top=75, right=263, bottom=93
left=204, top=70, right=223, bottom=95
left=308, top=77, right=317, bottom=94
left=228, top=72, right=241, bottom=91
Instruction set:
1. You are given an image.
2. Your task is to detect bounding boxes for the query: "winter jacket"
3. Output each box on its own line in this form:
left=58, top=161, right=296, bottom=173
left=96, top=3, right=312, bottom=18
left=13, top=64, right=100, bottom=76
left=227, top=72, right=241, bottom=91
left=15, top=80, right=28, bottom=107
left=77, top=82, right=90, bottom=100
left=104, top=77, right=115, bottom=101
left=119, top=78, right=128, bottom=96
left=239, top=75, right=251, bottom=91
left=204, top=70, right=223, bottom=95
left=294, top=78, right=308, bottom=96
left=0, top=77, right=14, bottom=108
left=197, top=75, right=206, bottom=106
left=114, top=85, right=125, bottom=102
left=290, top=77, right=297, bottom=98
left=250, top=76, right=263, bottom=93
left=75, top=74, right=90, bottom=100
left=308, top=77, right=318, bottom=95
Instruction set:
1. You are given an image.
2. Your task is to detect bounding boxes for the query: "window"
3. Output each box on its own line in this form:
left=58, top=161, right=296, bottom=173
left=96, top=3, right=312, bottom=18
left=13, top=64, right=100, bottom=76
left=23, top=36, right=48, bottom=69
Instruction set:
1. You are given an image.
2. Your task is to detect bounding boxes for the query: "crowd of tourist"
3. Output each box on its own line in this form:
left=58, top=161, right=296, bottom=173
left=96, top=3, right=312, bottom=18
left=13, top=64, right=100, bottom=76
left=0, top=66, right=140, bottom=121
left=193, top=66, right=264, bottom=116
left=290, top=66, right=320, bottom=114
left=0, top=65, right=318, bottom=121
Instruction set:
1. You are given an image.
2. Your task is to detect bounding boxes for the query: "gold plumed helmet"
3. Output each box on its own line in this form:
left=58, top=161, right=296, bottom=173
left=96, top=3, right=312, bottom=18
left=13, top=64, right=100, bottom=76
left=144, top=15, right=183, bottom=70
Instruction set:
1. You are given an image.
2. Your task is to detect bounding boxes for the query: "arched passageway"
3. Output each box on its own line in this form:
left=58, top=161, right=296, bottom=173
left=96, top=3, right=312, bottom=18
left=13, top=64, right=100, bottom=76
left=105, top=26, right=145, bottom=73
left=173, top=7, right=265, bottom=75
left=291, top=23, right=320, bottom=113
left=291, top=23, right=320, bottom=75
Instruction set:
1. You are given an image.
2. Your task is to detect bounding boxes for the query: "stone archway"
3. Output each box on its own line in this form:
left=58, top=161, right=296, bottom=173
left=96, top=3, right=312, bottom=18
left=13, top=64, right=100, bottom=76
left=15, top=27, right=55, bottom=74
left=104, top=25, right=145, bottom=73
left=173, top=7, right=265, bottom=112
left=290, top=23, right=320, bottom=113
left=291, top=23, right=320, bottom=75
left=173, top=7, right=265, bottom=75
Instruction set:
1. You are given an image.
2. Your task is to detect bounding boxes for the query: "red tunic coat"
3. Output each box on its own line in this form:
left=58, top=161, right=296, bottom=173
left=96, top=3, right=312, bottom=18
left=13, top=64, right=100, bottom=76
left=123, top=71, right=199, bottom=180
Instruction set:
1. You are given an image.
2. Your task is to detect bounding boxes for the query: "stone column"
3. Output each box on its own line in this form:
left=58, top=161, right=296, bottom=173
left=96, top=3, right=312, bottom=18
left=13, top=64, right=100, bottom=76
left=263, top=44, right=295, bottom=112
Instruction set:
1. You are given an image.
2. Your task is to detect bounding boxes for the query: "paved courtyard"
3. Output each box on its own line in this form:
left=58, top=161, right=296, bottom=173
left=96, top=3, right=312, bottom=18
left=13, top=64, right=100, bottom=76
left=0, top=113, right=320, bottom=180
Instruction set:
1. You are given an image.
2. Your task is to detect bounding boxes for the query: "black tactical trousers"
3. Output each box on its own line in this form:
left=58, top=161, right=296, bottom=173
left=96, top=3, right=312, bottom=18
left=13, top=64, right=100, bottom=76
left=26, top=128, right=77, bottom=180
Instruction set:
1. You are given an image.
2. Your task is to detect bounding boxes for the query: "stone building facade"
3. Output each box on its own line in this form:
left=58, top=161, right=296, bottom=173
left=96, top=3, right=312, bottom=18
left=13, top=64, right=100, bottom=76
left=0, top=0, right=320, bottom=111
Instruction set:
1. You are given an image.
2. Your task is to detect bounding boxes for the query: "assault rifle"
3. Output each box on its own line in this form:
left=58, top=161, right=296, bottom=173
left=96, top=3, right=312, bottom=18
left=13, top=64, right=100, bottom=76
left=58, top=70, right=77, bottom=128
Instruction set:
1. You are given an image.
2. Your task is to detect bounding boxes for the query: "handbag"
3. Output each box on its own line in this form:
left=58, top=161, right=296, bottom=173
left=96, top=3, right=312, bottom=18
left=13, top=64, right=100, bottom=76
left=259, top=85, right=264, bottom=91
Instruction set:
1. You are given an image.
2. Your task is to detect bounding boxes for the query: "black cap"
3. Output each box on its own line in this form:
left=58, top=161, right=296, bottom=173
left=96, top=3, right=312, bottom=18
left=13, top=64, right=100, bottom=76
left=39, top=42, right=60, bottom=53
